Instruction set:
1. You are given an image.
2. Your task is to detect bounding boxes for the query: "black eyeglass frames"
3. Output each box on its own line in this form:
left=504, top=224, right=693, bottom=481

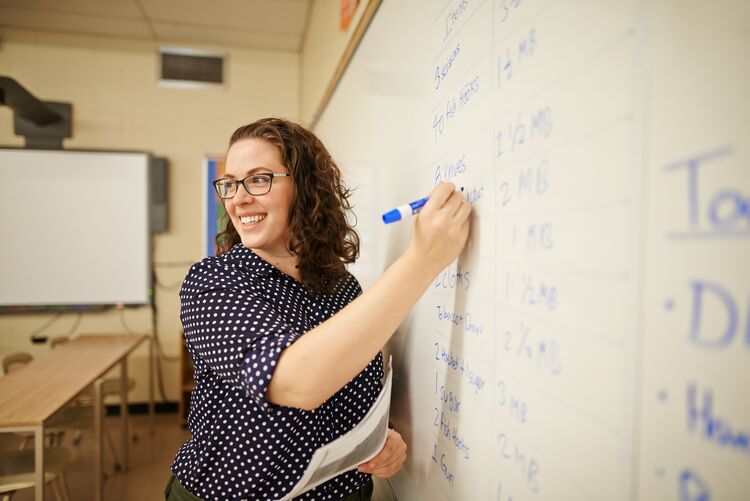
left=213, top=173, right=290, bottom=199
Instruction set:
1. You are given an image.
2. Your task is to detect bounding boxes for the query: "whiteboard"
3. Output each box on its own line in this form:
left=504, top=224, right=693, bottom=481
left=0, top=149, right=151, bottom=306
left=315, top=1, right=750, bottom=500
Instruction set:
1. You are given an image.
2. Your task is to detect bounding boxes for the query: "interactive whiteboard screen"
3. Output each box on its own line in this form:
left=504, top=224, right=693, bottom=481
left=0, top=149, right=150, bottom=306
left=316, top=1, right=749, bottom=500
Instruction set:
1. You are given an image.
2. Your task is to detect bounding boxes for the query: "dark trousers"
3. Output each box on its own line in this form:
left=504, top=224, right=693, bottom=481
left=164, top=474, right=203, bottom=500
left=164, top=474, right=373, bottom=501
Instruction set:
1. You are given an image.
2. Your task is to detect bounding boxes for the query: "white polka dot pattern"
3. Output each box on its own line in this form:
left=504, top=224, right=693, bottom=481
left=171, top=244, right=384, bottom=500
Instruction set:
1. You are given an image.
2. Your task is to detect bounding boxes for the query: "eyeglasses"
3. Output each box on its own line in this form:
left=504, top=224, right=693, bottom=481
left=213, top=173, right=290, bottom=199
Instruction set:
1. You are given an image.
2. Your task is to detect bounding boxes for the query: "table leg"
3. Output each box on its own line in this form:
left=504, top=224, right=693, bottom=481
left=34, top=424, right=44, bottom=501
left=121, top=358, right=129, bottom=472
left=149, top=337, right=155, bottom=435
left=94, top=378, right=103, bottom=501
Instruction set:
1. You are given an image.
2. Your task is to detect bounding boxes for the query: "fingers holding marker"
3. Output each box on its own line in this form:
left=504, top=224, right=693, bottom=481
left=381, top=182, right=466, bottom=224
left=454, top=197, right=472, bottom=222
left=422, top=182, right=457, bottom=213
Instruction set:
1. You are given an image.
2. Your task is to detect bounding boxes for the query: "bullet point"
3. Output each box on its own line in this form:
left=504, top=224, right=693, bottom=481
left=657, top=390, right=668, bottom=401
left=664, top=299, right=674, bottom=310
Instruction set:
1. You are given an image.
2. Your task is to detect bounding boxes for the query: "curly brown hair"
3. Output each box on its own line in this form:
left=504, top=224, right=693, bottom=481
left=215, top=118, right=360, bottom=295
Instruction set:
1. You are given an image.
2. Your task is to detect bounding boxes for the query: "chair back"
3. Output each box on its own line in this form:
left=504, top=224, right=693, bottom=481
left=1, top=352, right=32, bottom=374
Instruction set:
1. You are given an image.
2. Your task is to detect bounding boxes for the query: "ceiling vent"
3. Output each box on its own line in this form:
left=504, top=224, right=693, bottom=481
left=159, top=47, right=224, bottom=89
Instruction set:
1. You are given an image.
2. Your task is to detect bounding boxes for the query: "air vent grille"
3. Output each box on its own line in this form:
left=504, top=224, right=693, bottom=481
left=159, top=48, right=224, bottom=88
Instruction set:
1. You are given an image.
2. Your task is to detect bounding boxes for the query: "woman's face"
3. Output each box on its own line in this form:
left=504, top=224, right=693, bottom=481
left=224, top=138, right=293, bottom=257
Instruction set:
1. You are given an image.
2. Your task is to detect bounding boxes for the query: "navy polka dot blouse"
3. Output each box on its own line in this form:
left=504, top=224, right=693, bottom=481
left=171, top=244, right=383, bottom=500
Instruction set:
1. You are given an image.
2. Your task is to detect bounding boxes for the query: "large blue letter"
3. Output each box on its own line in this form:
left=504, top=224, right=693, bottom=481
left=689, top=281, right=737, bottom=348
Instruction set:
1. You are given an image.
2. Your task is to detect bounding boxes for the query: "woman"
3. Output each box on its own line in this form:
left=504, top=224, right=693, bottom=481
left=167, top=118, right=471, bottom=500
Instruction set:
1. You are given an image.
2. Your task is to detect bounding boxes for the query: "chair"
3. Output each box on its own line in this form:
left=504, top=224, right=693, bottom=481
left=1, top=353, right=33, bottom=375
left=0, top=446, right=72, bottom=501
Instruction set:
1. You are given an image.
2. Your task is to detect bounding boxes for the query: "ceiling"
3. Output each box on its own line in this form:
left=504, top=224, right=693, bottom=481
left=0, top=0, right=312, bottom=52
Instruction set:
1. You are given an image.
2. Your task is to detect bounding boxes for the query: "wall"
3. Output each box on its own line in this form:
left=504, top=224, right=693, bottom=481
left=0, top=28, right=299, bottom=403
left=300, top=0, right=367, bottom=126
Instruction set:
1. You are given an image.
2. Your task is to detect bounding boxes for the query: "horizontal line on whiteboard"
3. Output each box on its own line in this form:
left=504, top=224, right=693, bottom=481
left=494, top=311, right=631, bottom=349
left=492, top=112, right=635, bottom=173
left=522, top=25, right=637, bottom=106
left=496, top=197, right=632, bottom=217
left=492, top=364, right=627, bottom=440
left=432, top=0, right=454, bottom=24
left=425, top=359, right=494, bottom=411
left=426, top=107, right=633, bottom=180
left=430, top=46, right=491, bottom=111
left=492, top=262, right=632, bottom=282
left=491, top=365, right=627, bottom=501
left=433, top=327, right=495, bottom=363
left=666, top=230, right=750, bottom=240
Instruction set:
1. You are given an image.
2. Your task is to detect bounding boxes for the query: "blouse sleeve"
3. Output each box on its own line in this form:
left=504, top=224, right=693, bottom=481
left=180, top=261, right=301, bottom=409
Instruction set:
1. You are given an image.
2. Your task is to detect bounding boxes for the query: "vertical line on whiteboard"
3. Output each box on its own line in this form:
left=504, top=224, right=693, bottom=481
left=491, top=3, right=499, bottom=499
left=630, top=0, right=651, bottom=499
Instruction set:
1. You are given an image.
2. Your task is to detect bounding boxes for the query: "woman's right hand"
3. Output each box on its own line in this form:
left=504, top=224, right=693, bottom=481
left=406, top=182, right=472, bottom=274
left=268, top=182, right=471, bottom=411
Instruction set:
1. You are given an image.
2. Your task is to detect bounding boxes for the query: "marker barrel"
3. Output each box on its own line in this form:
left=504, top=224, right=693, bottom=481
left=382, top=198, right=429, bottom=224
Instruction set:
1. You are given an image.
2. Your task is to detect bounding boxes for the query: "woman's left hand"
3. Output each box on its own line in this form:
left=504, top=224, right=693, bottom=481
left=357, top=428, right=407, bottom=478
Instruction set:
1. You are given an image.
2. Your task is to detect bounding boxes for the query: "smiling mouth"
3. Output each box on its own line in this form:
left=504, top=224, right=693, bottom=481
left=240, top=214, right=267, bottom=225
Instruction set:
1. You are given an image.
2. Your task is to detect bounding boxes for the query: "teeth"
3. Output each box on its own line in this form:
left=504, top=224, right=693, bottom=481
left=240, top=214, right=267, bottom=224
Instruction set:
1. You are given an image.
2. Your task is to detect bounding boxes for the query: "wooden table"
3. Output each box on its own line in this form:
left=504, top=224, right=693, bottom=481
left=0, top=334, right=153, bottom=501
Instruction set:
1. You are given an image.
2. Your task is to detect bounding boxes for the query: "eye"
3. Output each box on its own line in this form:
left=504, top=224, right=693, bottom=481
left=215, top=179, right=236, bottom=195
left=251, top=174, right=272, bottom=185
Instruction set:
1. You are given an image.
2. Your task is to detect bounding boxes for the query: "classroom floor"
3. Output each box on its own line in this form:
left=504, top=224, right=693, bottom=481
left=2, top=412, right=190, bottom=501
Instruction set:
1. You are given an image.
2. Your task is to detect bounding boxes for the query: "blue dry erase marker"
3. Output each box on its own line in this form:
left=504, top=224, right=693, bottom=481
left=382, top=197, right=430, bottom=224
left=382, top=188, right=463, bottom=224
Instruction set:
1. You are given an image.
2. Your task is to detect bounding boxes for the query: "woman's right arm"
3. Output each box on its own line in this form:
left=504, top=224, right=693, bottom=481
left=267, top=182, right=472, bottom=410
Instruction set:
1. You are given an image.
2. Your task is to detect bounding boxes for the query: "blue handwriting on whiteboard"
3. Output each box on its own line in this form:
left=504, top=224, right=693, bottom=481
left=521, top=273, right=559, bottom=310
left=497, top=380, right=529, bottom=424
left=433, top=342, right=486, bottom=393
left=525, top=222, right=554, bottom=250
left=687, top=280, right=748, bottom=349
left=431, top=444, right=455, bottom=487
left=664, top=145, right=749, bottom=238
left=434, top=262, right=471, bottom=290
left=499, top=158, right=551, bottom=208
left=679, top=468, right=711, bottom=501
left=434, top=155, right=468, bottom=185
left=459, top=76, right=480, bottom=108
left=440, top=387, right=462, bottom=414
left=433, top=75, right=482, bottom=142
left=497, top=29, right=537, bottom=85
left=436, top=305, right=484, bottom=335
left=687, top=383, right=750, bottom=457
left=496, top=106, right=553, bottom=158
left=444, top=0, right=469, bottom=42
left=463, top=182, right=485, bottom=205
left=502, top=322, right=562, bottom=375
left=497, top=432, right=540, bottom=493
left=497, top=0, right=523, bottom=24
left=440, top=453, right=455, bottom=486
left=434, top=408, right=471, bottom=459
left=435, top=43, right=461, bottom=90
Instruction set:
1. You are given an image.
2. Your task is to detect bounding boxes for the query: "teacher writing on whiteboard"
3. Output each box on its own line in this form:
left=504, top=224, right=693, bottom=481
left=167, top=118, right=471, bottom=500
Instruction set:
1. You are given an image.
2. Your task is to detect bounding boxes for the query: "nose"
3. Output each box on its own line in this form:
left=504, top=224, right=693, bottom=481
left=233, top=183, right=255, bottom=205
